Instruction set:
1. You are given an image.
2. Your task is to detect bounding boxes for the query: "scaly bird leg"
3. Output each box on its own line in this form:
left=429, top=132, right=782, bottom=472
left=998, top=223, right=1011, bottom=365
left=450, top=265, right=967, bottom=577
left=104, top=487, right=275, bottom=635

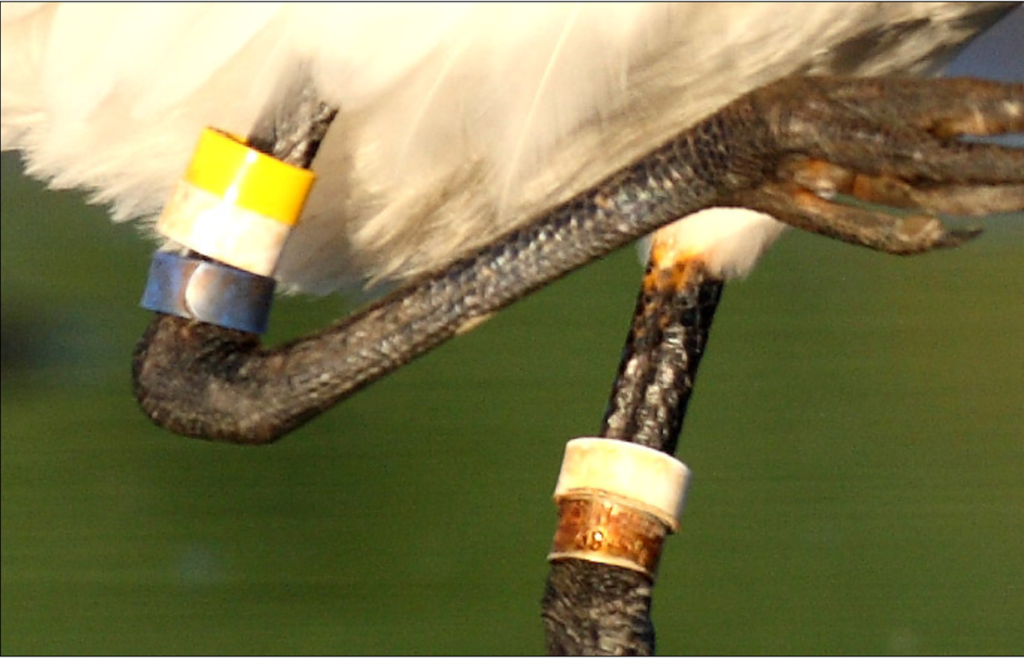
left=541, top=76, right=1022, bottom=655
left=543, top=241, right=722, bottom=655
left=133, top=76, right=1023, bottom=445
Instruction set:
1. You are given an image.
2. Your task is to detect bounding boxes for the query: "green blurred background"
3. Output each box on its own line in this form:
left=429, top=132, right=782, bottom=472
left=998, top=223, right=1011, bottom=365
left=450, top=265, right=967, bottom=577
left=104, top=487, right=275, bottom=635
left=3, top=13, right=1023, bottom=653
left=4, top=158, right=1023, bottom=655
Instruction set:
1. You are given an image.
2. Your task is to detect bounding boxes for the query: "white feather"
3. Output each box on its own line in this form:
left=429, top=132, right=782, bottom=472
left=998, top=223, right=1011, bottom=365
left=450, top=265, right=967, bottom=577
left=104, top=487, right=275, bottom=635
left=0, top=3, right=1010, bottom=292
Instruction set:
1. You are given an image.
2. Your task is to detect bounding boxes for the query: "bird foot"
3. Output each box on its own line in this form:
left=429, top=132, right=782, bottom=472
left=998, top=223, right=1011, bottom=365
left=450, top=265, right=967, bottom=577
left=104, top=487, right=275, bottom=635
left=731, top=76, right=1024, bottom=254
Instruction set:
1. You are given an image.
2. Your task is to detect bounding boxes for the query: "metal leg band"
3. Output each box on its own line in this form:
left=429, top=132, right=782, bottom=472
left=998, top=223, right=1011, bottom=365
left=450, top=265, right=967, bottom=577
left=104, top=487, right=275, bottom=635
left=547, top=438, right=691, bottom=578
left=140, top=251, right=275, bottom=334
left=548, top=495, right=670, bottom=578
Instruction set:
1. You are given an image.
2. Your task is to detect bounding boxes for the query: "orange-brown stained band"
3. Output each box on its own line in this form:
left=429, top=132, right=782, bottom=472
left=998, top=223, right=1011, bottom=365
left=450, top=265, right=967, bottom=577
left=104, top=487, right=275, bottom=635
left=548, top=495, right=672, bottom=579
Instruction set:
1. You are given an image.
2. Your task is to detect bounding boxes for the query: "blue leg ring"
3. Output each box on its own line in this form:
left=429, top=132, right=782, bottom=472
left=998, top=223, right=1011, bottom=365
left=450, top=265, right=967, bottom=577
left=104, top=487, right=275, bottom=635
left=141, top=251, right=276, bottom=334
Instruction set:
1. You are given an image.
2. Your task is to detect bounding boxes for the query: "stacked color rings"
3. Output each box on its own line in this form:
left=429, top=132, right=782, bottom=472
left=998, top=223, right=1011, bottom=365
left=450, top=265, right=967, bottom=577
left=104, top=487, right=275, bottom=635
left=140, top=128, right=316, bottom=333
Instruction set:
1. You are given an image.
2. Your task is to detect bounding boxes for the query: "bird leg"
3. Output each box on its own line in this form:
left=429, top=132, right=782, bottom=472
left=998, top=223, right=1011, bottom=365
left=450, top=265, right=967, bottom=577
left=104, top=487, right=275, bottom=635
left=132, top=76, right=1023, bottom=446
left=540, top=76, right=1022, bottom=655
left=543, top=245, right=721, bottom=655
left=599, top=251, right=722, bottom=455
left=245, top=62, right=337, bottom=166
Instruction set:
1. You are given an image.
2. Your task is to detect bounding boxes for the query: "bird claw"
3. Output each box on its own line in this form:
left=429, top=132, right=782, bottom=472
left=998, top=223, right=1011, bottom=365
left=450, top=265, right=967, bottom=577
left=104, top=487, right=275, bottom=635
left=732, top=76, right=1024, bottom=255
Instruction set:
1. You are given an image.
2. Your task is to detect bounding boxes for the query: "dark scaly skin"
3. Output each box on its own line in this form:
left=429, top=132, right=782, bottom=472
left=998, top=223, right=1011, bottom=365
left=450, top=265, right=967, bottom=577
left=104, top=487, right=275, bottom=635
left=131, top=76, right=1022, bottom=654
left=544, top=259, right=723, bottom=656
left=133, top=76, right=1024, bottom=446
left=601, top=260, right=724, bottom=454
left=540, top=77, right=1022, bottom=656
left=543, top=561, right=656, bottom=656
left=133, top=78, right=772, bottom=444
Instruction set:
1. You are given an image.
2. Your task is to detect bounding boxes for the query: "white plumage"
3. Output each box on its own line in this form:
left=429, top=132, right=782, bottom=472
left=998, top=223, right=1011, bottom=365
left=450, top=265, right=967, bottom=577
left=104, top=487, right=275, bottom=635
left=0, top=3, right=1010, bottom=292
